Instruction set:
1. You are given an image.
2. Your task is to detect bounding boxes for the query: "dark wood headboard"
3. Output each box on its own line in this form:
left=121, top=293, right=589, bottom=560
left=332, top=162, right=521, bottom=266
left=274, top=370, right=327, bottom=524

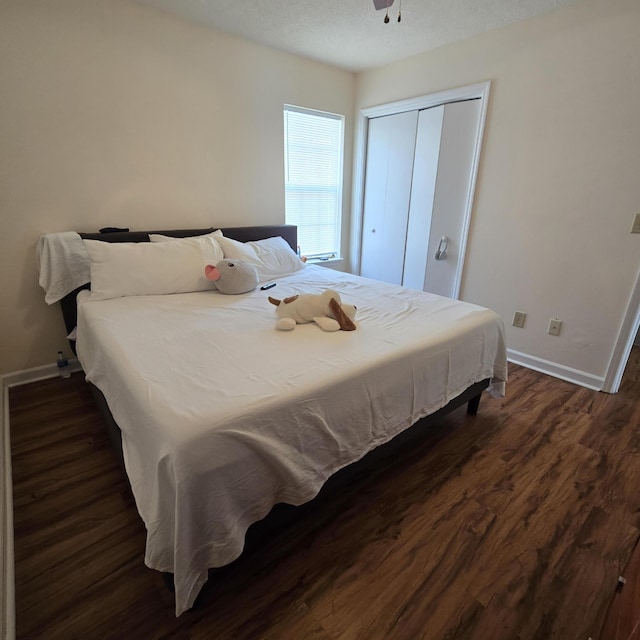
left=60, top=224, right=297, bottom=350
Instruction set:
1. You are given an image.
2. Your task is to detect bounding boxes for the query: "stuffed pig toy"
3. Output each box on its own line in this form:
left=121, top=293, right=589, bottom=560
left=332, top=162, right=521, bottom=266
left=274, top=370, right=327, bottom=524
left=205, top=259, right=258, bottom=294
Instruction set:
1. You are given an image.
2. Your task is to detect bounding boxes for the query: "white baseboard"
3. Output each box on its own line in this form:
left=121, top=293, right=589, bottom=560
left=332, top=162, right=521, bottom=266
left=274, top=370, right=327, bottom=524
left=2, top=358, right=82, bottom=389
left=1, top=385, right=15, bottom=640
left=1, top=357, right=81, bottom=640
left=507, top=349, right=604, bottom=391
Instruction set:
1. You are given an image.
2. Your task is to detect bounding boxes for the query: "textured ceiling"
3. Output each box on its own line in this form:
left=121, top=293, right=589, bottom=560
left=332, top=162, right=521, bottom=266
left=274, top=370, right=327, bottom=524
left=134, top=0, right=581, bottom=72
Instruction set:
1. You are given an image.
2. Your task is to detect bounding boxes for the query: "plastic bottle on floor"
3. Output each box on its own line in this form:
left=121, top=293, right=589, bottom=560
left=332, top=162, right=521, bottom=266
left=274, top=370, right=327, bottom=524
left=56, top=351, right=71, bottom=379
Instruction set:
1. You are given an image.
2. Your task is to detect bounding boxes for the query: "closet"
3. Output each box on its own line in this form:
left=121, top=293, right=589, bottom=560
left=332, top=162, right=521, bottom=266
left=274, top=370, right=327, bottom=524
left=359, top=98, right=482, bottom=299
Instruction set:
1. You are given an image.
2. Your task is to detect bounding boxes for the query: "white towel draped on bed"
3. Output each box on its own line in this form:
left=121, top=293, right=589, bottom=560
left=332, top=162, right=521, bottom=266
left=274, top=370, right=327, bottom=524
left=36, top=232, right=91, bottom=304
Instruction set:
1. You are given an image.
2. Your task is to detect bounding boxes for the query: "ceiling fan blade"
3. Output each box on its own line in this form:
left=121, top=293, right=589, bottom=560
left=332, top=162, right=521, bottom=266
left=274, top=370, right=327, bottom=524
left=372, top=0, right=395, bottom=10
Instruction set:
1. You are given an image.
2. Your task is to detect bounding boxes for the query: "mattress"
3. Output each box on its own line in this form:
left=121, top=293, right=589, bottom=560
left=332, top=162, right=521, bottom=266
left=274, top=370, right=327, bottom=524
left=76, top=264, right=507, bottom=615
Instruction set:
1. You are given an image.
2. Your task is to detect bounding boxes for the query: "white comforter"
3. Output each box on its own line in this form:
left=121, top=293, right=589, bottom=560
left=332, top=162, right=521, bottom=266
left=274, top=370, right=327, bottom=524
left=76, top=265, right=507, bottom=615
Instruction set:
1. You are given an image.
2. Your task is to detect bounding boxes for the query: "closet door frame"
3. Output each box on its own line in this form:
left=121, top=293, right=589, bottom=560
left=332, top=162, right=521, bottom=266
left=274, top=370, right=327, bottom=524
left=352, top=81, right=491, bottom=299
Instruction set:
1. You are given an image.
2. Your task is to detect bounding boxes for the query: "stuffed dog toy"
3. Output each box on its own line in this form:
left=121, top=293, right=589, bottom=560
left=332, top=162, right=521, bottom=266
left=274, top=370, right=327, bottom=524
left=268, top=289, right=356, bottom=331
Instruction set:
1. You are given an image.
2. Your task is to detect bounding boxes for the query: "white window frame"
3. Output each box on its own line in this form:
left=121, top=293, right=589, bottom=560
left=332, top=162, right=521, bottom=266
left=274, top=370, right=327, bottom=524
left=283, top=105, right=344, bottom=261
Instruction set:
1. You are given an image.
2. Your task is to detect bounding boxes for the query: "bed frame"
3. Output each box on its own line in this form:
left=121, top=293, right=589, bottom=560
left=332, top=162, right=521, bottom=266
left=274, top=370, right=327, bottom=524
left=59, top=224, right=489, bottom=602
left=59, top=225, right=298, bottom=346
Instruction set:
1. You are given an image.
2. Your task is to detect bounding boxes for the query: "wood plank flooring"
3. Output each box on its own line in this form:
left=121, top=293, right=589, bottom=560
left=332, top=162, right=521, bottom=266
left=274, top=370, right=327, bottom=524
left=9, top=347, right=640, bottom=640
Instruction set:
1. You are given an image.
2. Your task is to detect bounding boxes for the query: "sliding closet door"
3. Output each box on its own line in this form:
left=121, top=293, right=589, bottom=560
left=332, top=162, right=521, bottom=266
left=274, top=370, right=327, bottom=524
left=359, top=97, right=483, bottom=296
left=360, top=110, right=418, bottom=284
left=423, top=99, right=482, bottom=297
left=402, top=105, right=444, bottom=290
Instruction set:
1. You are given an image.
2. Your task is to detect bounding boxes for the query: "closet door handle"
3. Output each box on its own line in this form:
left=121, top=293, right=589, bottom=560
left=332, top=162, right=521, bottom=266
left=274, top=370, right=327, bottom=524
left=435, top=236, right=448, bottom=260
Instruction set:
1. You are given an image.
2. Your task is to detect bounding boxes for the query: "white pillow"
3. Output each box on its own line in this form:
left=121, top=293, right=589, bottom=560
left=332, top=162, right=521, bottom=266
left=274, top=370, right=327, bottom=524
left=216, top=235, right=304, bottom=280
left=216, top=235, right=259, bottom=262
left=248, top=236, right=305, bottom=280
left=149, top=231, right=224, bottom=265
left=84, top=237, right=220, bottom=300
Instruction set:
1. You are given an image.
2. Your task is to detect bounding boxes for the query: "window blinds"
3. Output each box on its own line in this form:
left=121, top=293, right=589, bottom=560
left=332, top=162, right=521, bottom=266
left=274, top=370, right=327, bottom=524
left=284, top=106, right=344, bottom=258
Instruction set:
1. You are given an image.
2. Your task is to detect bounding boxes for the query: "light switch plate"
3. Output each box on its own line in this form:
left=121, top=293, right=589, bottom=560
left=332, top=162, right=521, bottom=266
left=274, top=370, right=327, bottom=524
left=632, top=213, right=640, bottom=234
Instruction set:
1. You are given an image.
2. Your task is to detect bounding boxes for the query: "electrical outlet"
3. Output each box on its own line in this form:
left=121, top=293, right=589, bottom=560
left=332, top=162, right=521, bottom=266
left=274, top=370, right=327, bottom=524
left=512, top=311, right=526, bottom=328
left=548, top=318, right=562, bottom=336
left=632, top=213, right=640, bottom=234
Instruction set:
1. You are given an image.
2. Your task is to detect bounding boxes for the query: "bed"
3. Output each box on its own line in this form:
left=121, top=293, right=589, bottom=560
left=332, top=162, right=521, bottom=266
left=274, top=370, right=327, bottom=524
left=39, top=224, right=508, bottom=616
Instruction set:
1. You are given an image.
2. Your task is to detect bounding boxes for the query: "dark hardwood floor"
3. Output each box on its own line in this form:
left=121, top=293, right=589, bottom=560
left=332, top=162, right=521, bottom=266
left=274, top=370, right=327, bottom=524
left=9, top=347, right=640, bottom=639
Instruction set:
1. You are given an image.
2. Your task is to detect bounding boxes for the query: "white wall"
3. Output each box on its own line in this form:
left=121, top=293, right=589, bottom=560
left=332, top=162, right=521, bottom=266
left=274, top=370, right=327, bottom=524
left=2, top=0, right=638, bottom=385
left=355, top=0, right=640, bottom=386
left=0, top=0, right=354, bottom=375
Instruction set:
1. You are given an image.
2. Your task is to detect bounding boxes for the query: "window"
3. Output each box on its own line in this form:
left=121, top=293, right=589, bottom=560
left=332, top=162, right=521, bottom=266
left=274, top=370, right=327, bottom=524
left=283, top=105, right=344, bottom=260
